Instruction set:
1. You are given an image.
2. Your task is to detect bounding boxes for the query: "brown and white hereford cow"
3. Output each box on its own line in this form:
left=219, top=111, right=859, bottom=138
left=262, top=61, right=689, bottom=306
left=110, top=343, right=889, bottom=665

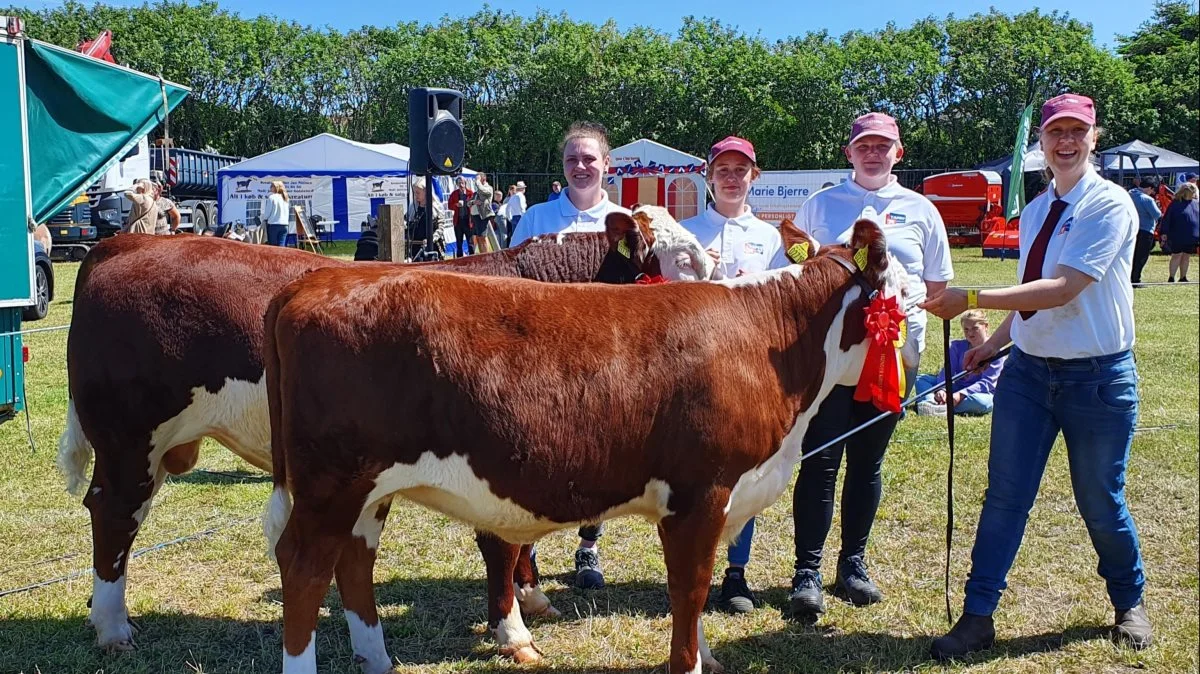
left=264, top=219, right=906, bottom=674
left=57, top=209, right=715, bottom=651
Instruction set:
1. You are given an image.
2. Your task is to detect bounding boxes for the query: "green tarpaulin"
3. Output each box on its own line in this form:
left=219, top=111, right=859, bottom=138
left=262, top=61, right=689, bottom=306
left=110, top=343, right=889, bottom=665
left=23, top=39, right=189, bottom=225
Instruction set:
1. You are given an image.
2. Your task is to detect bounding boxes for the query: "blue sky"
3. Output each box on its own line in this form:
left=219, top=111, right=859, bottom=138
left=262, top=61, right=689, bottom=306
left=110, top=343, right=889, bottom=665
left=22, top=0, right=1166, bottom=49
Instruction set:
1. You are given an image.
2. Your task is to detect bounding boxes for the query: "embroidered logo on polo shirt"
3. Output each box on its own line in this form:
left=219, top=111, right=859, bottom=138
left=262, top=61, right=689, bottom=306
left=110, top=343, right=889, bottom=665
left=744, top=241, right=765, bottom=255
left=884, top=212, right=907, bottom=225
left=1058, top=217, right=1073, bottom=235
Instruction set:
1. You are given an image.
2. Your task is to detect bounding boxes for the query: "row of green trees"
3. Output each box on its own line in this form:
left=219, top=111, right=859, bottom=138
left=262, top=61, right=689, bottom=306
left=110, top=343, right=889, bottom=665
left=8, top=1, right=1198, bottom=171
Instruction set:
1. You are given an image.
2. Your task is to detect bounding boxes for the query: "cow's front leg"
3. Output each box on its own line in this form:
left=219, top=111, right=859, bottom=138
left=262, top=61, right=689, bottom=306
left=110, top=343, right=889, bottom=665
left=658, top=489, right=729, bottom=674
left=336, top=499, right=395, bottom=674
left=475, top=532, right=539, bottom=662
left=513, top=542, right=559, bottom=619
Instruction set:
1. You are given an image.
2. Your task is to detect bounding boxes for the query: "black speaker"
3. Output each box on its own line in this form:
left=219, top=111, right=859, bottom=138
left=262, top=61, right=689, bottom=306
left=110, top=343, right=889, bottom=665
left=408, top=88, right=465, bottom=175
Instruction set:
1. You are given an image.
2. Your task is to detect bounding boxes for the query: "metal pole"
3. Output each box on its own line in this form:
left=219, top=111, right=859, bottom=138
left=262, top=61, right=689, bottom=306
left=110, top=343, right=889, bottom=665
left=425, top=172, right=435, bottom=258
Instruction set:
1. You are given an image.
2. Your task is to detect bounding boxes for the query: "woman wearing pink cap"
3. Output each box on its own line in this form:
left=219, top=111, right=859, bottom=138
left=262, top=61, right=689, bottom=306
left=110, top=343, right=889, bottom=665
left=923, top=93, right=1150, bottom=659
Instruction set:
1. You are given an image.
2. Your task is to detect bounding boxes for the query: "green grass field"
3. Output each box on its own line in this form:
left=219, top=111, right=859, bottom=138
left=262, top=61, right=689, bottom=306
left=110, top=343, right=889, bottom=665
left=0, top=248, right=1196, bottom=674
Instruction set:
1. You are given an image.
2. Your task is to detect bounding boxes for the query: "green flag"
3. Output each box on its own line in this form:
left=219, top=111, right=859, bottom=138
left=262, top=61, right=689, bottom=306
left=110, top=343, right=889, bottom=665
left=1005, top=103, right=1035, bottom=221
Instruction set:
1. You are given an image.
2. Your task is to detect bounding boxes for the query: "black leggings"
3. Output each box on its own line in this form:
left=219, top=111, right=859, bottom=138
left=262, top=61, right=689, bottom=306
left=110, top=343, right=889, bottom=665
left=792, top=384, right=899, bottom=571
left=1131, top=230, right=1155, bottom=283
left=455, top=227, right=473, bottom=256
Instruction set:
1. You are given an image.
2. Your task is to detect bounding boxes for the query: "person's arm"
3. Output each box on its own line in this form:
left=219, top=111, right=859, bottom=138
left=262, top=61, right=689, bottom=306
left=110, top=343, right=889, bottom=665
left=168, top=205, right=181, bottom=231
left=923, top=205, right=954, bottom=300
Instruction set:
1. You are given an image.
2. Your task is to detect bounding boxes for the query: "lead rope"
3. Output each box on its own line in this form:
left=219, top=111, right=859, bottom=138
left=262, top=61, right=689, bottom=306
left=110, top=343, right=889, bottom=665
left=943, top=318, right=956, bottom=625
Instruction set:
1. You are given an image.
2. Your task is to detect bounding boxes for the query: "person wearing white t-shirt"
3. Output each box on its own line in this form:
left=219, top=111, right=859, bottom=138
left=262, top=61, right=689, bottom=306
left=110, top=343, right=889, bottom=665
left=785, top=112, right=954, bottom=624
left=676, top=135, right=783, bottom=613
left=508, top=123, right=629, bottom=248
left=925, top=94, right=1150, bottom=659
left=508, top=122, right=628, bottom=591
left=502, top=181, right=528, bottom=247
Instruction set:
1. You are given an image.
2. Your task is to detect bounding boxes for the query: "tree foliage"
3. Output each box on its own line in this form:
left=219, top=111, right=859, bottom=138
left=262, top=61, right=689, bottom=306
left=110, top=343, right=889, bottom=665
left=6, top=1, right=1196, bottom=169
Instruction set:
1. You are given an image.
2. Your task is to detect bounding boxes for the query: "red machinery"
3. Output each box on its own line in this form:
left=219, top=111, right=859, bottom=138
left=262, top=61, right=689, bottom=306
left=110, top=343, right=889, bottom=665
left=75, top=30, right=114, bottom=63
left=922, top=170, right=1007, bottom=248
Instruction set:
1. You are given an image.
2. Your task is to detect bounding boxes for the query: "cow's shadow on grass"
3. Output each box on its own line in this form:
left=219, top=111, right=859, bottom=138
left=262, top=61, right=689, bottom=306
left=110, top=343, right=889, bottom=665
left=167, top=468, right=272, bottom=485
left=2, top=576, right=1110, bottom=673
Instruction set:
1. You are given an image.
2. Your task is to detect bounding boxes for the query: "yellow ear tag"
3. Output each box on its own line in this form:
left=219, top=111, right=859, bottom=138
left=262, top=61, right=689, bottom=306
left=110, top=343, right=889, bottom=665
left=787, top=242, right=809, bottom=263
left=617, top=239, right=631, bottom=258
left=853, top=247, right=869, bottom=271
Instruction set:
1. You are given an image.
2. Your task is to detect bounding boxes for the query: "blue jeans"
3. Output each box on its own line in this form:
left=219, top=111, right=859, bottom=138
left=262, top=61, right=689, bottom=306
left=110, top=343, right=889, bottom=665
left=267, top=224, right=289, bottom=246
left=915, top=373, right=994, bottom=415
left=963, top=348, right=1144, bottom=616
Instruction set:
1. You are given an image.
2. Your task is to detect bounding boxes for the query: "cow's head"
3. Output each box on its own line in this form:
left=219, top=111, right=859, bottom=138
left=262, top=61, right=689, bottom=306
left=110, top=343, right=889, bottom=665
left=603, top=205, right=720, bottom=283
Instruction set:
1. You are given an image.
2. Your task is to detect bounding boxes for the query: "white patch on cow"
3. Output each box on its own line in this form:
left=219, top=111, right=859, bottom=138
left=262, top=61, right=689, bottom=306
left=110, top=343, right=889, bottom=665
left=112, top=550, right=124, bottom=571
left=147, top=375, right=272, bottom=476
left=57, top=399, right=95, bottom=496
left=514, top=582, right=554, bottom=617
left=91, top=574, right=134, bottom=649
left=91, top=487, right=101, bottom=496
left=722, top=284, right=868, bottom=542
left=493, top=597, right=534, bottom=654
left=697, top=616, right=723, bottom=673
left=635, top=205, right=718, bottom=281
left=361, top=453, right=673, bottom=544
left=345, top=609, right=392, bottom=674
left=263, top=486, right=293, bottom=562
left=351, top=498, right=390, bottom=550
left=282, top=630, right=317, bottom=674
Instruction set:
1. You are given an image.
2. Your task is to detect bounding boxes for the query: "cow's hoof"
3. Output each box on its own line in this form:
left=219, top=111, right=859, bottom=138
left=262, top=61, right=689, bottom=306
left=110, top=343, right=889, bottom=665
left=527, top=603, right=562, bottom=619
left=101, top=638, right=136, bottom=653
left=703, top=655, right=726, bottom=673
left=500, top=644, right=542, bottom=663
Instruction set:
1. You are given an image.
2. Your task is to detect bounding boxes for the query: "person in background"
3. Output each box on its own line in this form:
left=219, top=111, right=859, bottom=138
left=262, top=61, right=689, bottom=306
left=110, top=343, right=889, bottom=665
left=923, top=92, right=1151, bottom=660
left=261, top=180, right=291, bottom=246
left=493, top=186, right=509, bottom=247
left=783, top=111, right=953, bottom=623
left=471, top=172, right=495, bottom=254
left=508, top=122, right=630, bottom=588
left=405, top=176, right=434, bottom=260
left=547, top=180, right=563, bottom=202
left=678, top=135, right=784, bottom=612
left=122, top=179, right=158, bottom=235
left=914, top=310, right=1005, bottom=417
left=504, top=181, right=528, bottom=247
left=1128, top=176, right=1161, bottom=285
left=1187, top=173, right=1199, bottom=185
left=447, top=176, right=474, bottom=257
left=1161, top=181, right=1198, bottom=282
left=152, top=181, right=181, bottom=235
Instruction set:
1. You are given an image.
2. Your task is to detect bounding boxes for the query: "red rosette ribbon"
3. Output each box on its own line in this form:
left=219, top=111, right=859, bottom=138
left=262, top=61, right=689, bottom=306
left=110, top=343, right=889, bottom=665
left=635, top=275, right=668, bottom=285
left=853, top=293, right=905, bottom=413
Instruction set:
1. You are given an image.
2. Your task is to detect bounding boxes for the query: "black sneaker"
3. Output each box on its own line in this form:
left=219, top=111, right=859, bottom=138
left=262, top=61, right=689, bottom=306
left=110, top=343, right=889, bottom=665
left=716, top=567, right=757, bottom=613
left=788, top=569, right=825, bottom=623
left=931, top=612, right=995, bottom=662
left=573, top=547, right=604, bottom=589
left=1113, top=601, right=1152, bottom=650
left=834, top=555, right=883, bottom=606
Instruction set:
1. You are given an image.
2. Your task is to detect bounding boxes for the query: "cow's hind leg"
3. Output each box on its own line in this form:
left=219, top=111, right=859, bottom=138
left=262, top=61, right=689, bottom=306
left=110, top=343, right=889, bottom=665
left=475, top=532, right=539, bottom=662
left=82, top=448, right=169, bottom=651
left=336, top=498, right=395, bottom=674
left=277, top=503, right=349, bottom=674
left=658, top=490, right=729, bottom=674
left=512, top=542, right=559, bottom=619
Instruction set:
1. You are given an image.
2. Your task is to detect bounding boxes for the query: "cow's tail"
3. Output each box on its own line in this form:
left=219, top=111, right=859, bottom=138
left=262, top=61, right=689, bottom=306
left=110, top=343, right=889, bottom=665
left=57, top=399, right=94, bottom=497
left=261, top=284, right=295, bottom=562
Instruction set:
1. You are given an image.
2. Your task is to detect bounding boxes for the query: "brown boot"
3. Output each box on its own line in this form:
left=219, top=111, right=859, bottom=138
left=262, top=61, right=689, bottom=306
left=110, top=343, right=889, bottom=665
left=1113, top=601, right=1152, bottom=650
left=930, top=613, right=995, bottom=662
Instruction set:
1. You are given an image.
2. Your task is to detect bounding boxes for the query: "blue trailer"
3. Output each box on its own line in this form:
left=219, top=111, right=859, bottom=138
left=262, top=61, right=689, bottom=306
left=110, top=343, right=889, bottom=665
left=0, top=15, right=187, bottom=423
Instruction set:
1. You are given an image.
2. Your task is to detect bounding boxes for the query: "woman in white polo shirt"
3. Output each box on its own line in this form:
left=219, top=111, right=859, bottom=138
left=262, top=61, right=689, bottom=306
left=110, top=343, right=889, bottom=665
left=509, top=121, right=629, bottom=590
left=785, top=112, right=953, bottom=623
left=924, top=93, right=1150, bottom=659
left=676, top=135, right=784, bottom=613
left=508, top=122, right=629, bottom=247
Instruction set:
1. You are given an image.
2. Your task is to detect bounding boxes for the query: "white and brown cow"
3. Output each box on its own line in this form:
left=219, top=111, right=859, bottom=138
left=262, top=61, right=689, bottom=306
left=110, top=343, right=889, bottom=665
left=263, top=219, right=906, bottom=674
left=57, top=208, right=715, bottom=651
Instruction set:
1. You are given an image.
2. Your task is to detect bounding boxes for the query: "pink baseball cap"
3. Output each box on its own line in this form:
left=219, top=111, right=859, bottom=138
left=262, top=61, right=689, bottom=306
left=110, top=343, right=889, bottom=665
left=708, top=136, right=756, bottom=164
left=1040, top=93, right=1096, bottom=130
left=848, top=112, right=901, bottom=144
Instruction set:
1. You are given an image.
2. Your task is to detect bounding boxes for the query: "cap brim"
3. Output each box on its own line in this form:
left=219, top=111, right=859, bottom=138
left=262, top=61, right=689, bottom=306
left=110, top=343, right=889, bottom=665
left=847, top=130, right=901, bottom=145
left=1040, top=111, right=1095, bottom=130
left=708, top=149, right=756, bottom=165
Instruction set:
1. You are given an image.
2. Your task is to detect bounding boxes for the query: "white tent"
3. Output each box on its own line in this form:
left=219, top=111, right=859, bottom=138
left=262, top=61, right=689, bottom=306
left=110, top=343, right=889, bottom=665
left=607, top=139, right=707, bottom=221
left=1100, top=140, right=1200, bottom=174
left=217, top=133, right=474, bottom=240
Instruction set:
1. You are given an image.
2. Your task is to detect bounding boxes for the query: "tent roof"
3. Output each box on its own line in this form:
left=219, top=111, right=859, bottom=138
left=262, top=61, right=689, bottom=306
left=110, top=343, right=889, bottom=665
left=977, top=140, right=1046, bottom=174
left=610, top=138, right=704, bottom=167
left=220, top=133, right=469, bottom=174
left=1099, top=140, right=1199, bottom=172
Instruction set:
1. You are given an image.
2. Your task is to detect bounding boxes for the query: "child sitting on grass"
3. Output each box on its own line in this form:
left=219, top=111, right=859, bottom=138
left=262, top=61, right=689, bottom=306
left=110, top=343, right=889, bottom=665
left=916, top=310, right=1005, bottom=417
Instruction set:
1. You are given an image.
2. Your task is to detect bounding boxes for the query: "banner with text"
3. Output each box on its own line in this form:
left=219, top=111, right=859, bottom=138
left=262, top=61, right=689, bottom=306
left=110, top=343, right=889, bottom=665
left=748, top=170, right=852, bottom=224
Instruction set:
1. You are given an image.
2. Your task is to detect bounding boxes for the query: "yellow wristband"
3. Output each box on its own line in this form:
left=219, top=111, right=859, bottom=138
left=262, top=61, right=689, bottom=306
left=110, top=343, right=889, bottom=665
left=967, top=289, right=979, bottom=309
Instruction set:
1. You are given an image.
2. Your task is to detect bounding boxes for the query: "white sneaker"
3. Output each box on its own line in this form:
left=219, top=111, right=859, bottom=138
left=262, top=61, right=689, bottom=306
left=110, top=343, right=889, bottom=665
left=917, top=401, right=947, bottom=417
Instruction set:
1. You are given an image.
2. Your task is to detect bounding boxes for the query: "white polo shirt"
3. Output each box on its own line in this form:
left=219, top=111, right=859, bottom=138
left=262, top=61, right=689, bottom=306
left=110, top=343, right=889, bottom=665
left=507, top=193, right=527, bottom=218
left=796, top=176, right=954, bottom=353
left=509, top=188, right=629, bottom=245
left=680, top=205, right=785, bottom=277
left=1011, top=167, right=1136, bottom=359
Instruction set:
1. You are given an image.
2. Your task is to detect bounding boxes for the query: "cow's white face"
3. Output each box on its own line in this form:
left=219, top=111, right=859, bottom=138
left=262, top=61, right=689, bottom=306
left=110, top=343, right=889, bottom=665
left=634, top=205, right=720, bottom=281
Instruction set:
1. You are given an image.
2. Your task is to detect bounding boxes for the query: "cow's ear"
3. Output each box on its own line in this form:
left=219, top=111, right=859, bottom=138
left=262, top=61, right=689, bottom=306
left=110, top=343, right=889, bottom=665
left=848, top=218, right=889, bottom=287
left=605, top=212, right=643, bottom=260
left=778, top=218, right=816, bottom=264
left=632, top=209, right=657, bottom=248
